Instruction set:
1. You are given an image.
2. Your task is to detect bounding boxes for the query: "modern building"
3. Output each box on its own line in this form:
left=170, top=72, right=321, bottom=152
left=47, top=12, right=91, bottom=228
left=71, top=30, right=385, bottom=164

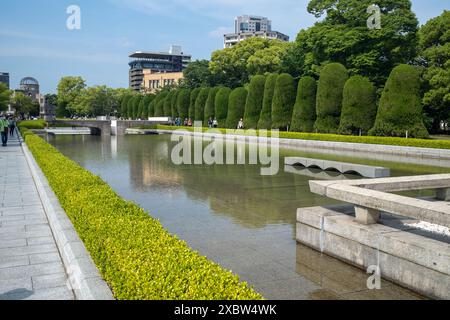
left=128, top=45, right=191, bottom=91
left=142, top=70, right=184, bottom=94
left=0, top=72, right=10, bottom=89
left=224, top=15, right=289, bottom=48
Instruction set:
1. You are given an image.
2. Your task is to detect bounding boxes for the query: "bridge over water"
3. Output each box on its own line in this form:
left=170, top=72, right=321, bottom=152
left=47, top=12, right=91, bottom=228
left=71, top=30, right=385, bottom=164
left=51, top=119, right=170, bottom=136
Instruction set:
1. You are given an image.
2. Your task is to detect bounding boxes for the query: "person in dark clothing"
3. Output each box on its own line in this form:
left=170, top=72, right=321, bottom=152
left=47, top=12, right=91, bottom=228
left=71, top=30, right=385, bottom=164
left=8, top=118, right=16, bottom=137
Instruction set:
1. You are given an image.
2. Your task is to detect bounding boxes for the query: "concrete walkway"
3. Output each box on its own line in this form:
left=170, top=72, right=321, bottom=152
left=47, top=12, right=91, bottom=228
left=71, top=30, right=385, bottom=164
left=0, top=134, right=74, bottom=300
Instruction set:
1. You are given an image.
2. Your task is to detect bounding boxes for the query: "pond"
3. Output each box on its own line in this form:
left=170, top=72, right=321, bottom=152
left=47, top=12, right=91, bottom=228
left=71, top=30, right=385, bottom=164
left=46, top=134, right=450, bottom=300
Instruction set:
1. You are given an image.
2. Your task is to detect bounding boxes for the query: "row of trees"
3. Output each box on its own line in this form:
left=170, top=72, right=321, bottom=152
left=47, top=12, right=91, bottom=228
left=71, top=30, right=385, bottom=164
left=0, top=83, right=40, bottom=118
left=120, top=62, right=427, bottom=138
left=180, top=4, right=448, bottom=134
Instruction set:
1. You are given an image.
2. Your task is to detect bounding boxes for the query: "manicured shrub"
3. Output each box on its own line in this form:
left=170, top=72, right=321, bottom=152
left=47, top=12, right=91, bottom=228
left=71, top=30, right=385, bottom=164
left=215, top=87, right=232, bottom=128
left=338, top=76, right=377, bottom=135
left=204, top=87, right=220, bottom=126
left=20, top=127, right=262, bottom=300
left=226, top=87, right=248, bottom=129
left=120, top=95, right=133, bottom=118
left=271, top=73, right=296, bottom=130
left=126, top=96, right=135, bottom=119
left=369, top=65, right=429, bottom=138
left=195, top=88, right=210, bottom=122
left=153, top=92, right=168, bottom=117
left=132, top=95, right=142, bottom=119
left=163, top=92, right=174, bottom=117
left=171, top=90, right=179, bottom=119
left=290, top=76, right=317, bottom=133
left=176, top=89, right=191, bottom=121
left=257, top=74, right=277, bottom=130
left=189, top=88, right=201, bottom=120
left=18, top=119, right=47, bottom=130
left=315, top=63, right=348, bottom=133
left=143, top=95, right=155, bottom=119
left=244, top=75, right=266, bottom=129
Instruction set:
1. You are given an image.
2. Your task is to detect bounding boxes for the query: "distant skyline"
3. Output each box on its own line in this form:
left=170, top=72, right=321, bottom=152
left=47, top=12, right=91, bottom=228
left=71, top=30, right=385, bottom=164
left=0, top=0, right=448, bottom=93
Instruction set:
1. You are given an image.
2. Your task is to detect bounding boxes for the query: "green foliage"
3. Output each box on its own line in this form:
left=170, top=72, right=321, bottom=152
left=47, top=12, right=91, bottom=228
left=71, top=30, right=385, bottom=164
left=182, top=60, right=217, bottom=89
left=283, top=0, right=419, bottom=86
left=120, top=95, right=133, bottom=118
left=210, top=37, right=289, bottom=88
left=243, top=75, right=266, bottom=129
left=20, top=127, right=262, bottom=300
left=11, top=92, right=36, bottom=116
left=189, top=88, right=201, bottom=119
left=18, top=119, right=47, bottom=130
left=214, top=87, right=232, bottom=128
left=271, top=73, right=296, bottom=130
left=315, top=63, right=349, bottom=133
left=171, top=91, right=179, bottom=119
left=176, top=89, right=191, bottom=121
left=154, top=92, right=168, bottom=117
left=163, top=92, right=174, bottom=117
left=291, top=76, right=317, bottom=132
left=57, top=76, right=86, bottom=116
left=0, top=83, right=11, bottom=112
left=156, top=124, right=450, bottom=150
left=148, top=99, right=156, bottom=118
left=338, top=76, right=377, bottom=135
left=140, top=95, right=154, bottom=119
left=132, top=95, right=142, bottom=119
left=226, top=87, right=248, bottom=129
left=370, top=64, right=429, bottom=138
left=257, top=74, right=278, bottom=130
left=419, top=10, right=450, bottom=133
left=204, top=87, right=220, bottom=126
left=195, top=88, right=210, bottom=122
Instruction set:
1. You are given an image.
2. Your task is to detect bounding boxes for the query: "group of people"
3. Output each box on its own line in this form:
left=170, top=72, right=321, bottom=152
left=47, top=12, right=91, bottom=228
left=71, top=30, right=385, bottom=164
left=172, top=118, right=193, bottom=127
left=170, top=117, right=244, bottom=129
left=0, top=115, right=17, bottom=147
left=207, top=118, right=219, bottom=128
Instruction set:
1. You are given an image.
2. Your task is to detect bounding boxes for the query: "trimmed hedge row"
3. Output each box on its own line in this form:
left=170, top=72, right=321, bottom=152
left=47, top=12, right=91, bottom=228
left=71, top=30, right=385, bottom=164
left=155, top=125, right=450, bottom=150
left=20, top=128, right=262, bottom=300
left=18, top=120, right=47, bottom=130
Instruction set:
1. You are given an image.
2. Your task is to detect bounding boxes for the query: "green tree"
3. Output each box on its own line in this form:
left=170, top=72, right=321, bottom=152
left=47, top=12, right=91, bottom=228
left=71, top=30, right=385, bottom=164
left=11, top=92, right=34, bottom=117
left=140, top=95, right=155, bottom=119
left=0, top=83, right=11, bottom=112
left=163, top=92, right=174, bottom=117
left=257, top=73, right=278, bottom=130
left=315, top=63, right=348, bottom=133
left=120, top=95, right=133, bottom=118
left=189, top=88, right=201, bottom=119
left=370, top=64, right=428, bottom=138
left=210, top=37, right=289, bottom=88
left=127, top=96, right=136, bottom=119
left=226, top=87, right=248, bottom=129
left=177, top=89, right=191, bottom=121
left=204, top=87, right=220, bottom=126
left=282, top=0, right=419, bottom=86
left=271, top=73, right=296, bottom=130
left=290, top=76, right=317, bottom=132
left=182, top=60, right=217, bottom=89
left=57, top=76, right=86, bottom=117
left=195, top=88, right=210, bottom=122
left=419, top=10, right=450, bottom=133
left=338, top=76, right=377, bottom=135
left=215, top=87, right=232, bottom=128
left=154, top=92, right=168, bottom=117
left=133, top=95, right=142, bottom=119
left=171, top=91, right=179, bottom=119
left=148, top=99, right=156, bottom=118
left=243, top=75, right=266, bottom=129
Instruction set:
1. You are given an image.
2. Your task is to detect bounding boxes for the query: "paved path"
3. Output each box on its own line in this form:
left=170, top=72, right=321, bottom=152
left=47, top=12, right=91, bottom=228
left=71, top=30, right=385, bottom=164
left=0, top=134, right=74, bottom=300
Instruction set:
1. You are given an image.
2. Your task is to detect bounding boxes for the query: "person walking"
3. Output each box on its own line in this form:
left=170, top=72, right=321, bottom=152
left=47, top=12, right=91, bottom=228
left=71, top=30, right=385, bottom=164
left=0, top=116, right=9, bottom=147
left=8, top=118, right=16, bottom=137
left=238, top=118, right=244, bottom=130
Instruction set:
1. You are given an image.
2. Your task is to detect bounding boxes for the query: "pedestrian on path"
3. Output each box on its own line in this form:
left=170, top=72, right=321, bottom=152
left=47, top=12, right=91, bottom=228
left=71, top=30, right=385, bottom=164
left=8, top=118, right=16, bottom=137
left=0, top=115, right=9, bottom=147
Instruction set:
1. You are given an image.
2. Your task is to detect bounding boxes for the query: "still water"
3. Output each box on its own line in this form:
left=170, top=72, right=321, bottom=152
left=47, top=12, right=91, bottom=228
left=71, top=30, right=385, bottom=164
left=47, top=134, right=449, bottom=300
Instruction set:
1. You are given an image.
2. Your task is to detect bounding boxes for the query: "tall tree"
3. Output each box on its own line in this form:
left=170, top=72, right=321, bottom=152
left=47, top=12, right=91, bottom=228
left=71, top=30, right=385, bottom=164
left=195, top=88, right=210, bottom=122
left=182, top=60, right=217, bottom=89
left=282, top=0, right=419, bottom=86
left=176, top=89, right=191, bottom=121
left=11, top=92, right=35, bottom=117
left=257, top=73, right=278, bottom=130
left=57, top=76, right=86, bottom=116
left=204, top=87, right=220, bottom=126
left=0, top=83, right=11, bottom=112
left=244, top=75, right=266, bottom=129
left=290, top=76, right=317, bottom=132
left=226, top=88, right=248, bottom=129
left=271, top=74, right=296, bottom=130
left=215, top=87, right=232, bottom=128
left=419, top=10, right=450, bottom=133
left=189, top=88, right=201, bottom=120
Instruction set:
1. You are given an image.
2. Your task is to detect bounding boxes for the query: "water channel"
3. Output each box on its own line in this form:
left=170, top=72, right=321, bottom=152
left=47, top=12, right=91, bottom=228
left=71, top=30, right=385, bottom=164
left=46, top=134, right=450, bottom=300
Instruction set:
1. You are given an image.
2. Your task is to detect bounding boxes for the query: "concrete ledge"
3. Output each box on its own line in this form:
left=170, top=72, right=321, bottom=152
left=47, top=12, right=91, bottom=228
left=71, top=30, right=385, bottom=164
left=285, top=157, right=390, bottom=178
left=21, top=142, right=114, bottom=300
left=296, top=206, right=450, bottom=299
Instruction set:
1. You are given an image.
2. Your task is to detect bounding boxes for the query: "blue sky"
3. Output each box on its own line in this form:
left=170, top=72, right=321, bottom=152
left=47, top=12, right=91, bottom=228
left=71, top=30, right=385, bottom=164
left=0, top=0, right=448, bottom=93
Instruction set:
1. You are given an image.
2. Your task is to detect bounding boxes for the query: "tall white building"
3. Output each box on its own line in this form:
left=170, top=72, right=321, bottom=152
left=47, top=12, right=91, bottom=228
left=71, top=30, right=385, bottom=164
left=224, top=15, right=289, bottom=48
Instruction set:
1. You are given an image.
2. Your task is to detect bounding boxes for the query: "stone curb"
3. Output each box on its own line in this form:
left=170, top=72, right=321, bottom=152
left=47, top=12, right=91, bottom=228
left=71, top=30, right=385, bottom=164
left=21, top=141, right=114, bottom=300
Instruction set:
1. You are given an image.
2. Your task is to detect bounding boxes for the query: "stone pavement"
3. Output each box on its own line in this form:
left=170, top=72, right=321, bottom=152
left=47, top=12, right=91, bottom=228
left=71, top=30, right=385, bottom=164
left=0, top=134, right=74, bottom=300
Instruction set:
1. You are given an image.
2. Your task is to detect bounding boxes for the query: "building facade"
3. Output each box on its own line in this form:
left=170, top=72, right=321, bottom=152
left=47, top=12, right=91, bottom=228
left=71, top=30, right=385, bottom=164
left=142, top=70, right=184, bottom=94
left=224, top=15, right=289, bottom=48
left=19, top=77, right=40, bottom=101
left=0, top=72, right=10, bottom=89
left=129, top=45, right=191, bottom=91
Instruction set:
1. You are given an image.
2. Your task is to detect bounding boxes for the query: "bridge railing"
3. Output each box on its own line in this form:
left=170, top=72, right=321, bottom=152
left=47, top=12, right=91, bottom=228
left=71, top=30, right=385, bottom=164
left=309, top=174, right=450, bottom=227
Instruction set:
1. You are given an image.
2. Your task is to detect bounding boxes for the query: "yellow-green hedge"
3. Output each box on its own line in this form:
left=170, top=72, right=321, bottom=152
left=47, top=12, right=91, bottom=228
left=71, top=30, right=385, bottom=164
left=157, top=125, right=450, bottom=150
left=20, top=127, right=262, bottom=300
left=18, top=119, right=47, bottom=130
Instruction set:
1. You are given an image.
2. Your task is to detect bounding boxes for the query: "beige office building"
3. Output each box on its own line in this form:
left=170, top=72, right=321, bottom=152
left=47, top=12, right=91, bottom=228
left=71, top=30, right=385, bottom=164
left=141, top=70, right=184, bottom=93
